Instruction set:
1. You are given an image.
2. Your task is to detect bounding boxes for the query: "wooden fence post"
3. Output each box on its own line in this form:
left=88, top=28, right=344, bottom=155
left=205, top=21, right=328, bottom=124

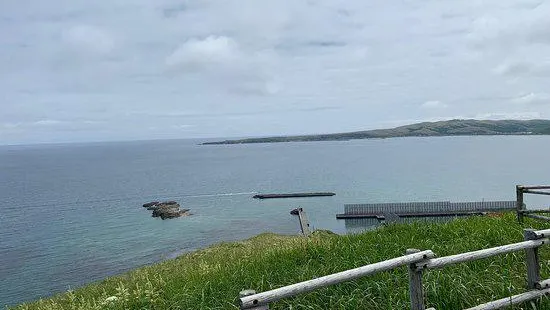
left=523, top=229, right=541, bottom=289
left=239, top=289, right=269, bottom=310
left=407, top=249, right=426, bottom=310
left=517, top=185, right=524, bottom=223
left=297, top=208, right=311, bottom=236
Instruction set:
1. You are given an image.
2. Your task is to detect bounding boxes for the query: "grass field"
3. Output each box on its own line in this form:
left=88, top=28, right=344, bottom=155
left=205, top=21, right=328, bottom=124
left=12, top=213, right=550, bottom=309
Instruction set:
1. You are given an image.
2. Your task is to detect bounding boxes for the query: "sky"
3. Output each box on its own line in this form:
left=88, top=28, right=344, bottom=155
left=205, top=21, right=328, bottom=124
left=1, top=0, right=550, bottom=145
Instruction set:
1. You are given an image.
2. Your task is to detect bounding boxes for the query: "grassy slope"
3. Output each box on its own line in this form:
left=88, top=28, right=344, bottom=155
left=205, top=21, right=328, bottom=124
left=13, top=213, right=550, bottom=310
left=203, top=119, right=550, bottom=144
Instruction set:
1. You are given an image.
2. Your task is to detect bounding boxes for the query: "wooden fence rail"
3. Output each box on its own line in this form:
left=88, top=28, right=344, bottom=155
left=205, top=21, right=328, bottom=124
left=516, top=185, right=550, bottom=223
left=238, top=227, right=550, bottom=309
left=239, top=250, right=434, bottom=309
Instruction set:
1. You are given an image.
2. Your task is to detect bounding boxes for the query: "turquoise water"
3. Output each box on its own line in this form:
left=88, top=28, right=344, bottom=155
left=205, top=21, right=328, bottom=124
left=1, top=136, right=549, bottom=306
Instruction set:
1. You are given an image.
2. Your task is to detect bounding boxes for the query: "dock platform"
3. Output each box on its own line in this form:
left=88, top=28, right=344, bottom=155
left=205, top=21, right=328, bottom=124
left=336, top=200, right=516, bottom=219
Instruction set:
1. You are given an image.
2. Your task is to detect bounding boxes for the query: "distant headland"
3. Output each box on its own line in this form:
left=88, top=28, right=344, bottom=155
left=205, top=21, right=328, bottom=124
left=202, top=119, right=550, bottom=145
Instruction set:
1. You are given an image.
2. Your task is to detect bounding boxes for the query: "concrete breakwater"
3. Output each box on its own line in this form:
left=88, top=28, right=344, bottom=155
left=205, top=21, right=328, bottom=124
left=253, top=192, right=336, bottom=199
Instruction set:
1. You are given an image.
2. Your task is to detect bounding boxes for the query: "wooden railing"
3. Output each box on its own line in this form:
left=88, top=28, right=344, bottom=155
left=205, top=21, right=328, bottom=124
left=238, top=228, right=550, bottom=309
left=516, top=185, right=550, bottom=223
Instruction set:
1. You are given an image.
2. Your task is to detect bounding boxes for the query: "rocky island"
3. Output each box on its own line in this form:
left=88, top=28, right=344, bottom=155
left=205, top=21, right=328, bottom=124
left=142, top=201, right=190, bottom=220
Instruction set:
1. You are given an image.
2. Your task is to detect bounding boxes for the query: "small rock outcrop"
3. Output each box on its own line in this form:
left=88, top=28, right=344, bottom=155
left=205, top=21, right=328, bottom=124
left=143, top=201, right=160, bottom=208
left=142, top=201, right=190, bottom=220
left=143, top=201, right=160, bottom=210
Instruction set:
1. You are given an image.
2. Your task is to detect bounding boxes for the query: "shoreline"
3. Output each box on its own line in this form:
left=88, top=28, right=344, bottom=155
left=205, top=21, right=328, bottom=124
left=203, top=132, right=546, bottom=145
left=201, top=119, right=550, bottom=145
left=13, top=213, right=550, bottom=309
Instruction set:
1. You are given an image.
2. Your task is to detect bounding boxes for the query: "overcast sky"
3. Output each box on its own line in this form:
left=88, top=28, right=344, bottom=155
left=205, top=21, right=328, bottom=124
left=1, top=0, right=550, bottom=144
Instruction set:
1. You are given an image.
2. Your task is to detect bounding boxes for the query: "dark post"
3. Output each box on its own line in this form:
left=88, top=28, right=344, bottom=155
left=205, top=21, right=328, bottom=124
left=297, top=208, right=311, bottom=236
left=517, top=185, right=524, bottom=223
left=523, top=229, right=541, bottom=289
left=406, top=249, right=426, bottom=310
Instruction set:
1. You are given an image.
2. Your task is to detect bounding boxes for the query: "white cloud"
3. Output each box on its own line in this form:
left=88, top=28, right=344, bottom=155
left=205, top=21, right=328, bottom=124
left=511, top=93, right=550, bottom=105
left=226, top=78, right=280, bottom=96
left=494, top=60, right=550, bottom=77
left=467, top=16, right=504, bottom=48
left=34, top=119, right=62, bottom=126
left=494, top=61, right=532, bottom=76
left=466, top=1, right=550, bottom=50
left=527, top=18, right=550, bottom=44
left=1, top=122, right=21, bottom=129
left=421, top=100, right=448, bottom=109
left=165, top=36, right=240, bottom=69
left=378, top=111, right=544, bottom=128
left=170, top=124, right=195, bottom=130
left=474, top=111, right=542, bottom=120
left=165, top=35, right=280, bottom=96
left=1, top=120, right=63, bottom=129
left=63, top=25, right=114, bottom=55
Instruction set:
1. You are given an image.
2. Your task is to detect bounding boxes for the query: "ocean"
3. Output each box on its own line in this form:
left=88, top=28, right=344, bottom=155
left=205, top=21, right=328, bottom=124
left=1, top=136, right=549, bottom=306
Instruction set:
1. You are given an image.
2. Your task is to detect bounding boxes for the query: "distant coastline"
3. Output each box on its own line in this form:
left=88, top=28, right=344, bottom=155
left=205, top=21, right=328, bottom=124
left=202, top=119, right=550, bottom=145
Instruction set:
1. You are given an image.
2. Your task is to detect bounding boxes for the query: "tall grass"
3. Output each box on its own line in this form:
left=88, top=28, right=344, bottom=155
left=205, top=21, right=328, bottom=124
left=12, top=213, right=550, bottom=309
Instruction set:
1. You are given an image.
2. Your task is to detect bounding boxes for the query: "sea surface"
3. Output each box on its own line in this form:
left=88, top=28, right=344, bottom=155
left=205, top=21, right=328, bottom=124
left=1, top=136, right=549, bottom=306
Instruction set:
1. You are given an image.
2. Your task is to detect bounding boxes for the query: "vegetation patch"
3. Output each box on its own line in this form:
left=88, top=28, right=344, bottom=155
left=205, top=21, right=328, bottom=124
left=13, top=213, right=550, bottom=309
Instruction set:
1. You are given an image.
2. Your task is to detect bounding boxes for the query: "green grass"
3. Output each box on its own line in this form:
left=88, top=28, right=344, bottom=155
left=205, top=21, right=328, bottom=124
left=12, top=213, right=550, bottom=309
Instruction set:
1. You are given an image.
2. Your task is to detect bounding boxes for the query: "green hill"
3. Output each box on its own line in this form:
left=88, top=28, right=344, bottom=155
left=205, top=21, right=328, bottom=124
left=203, top=119, right=550, bottom=145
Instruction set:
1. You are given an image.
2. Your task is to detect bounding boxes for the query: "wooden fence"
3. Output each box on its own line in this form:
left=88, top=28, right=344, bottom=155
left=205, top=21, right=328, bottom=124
left=516, top=185, right=550, bottom=223
left=338, top=200, right=516, bottom=219
left=238, top=227, right=550, bottom=309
